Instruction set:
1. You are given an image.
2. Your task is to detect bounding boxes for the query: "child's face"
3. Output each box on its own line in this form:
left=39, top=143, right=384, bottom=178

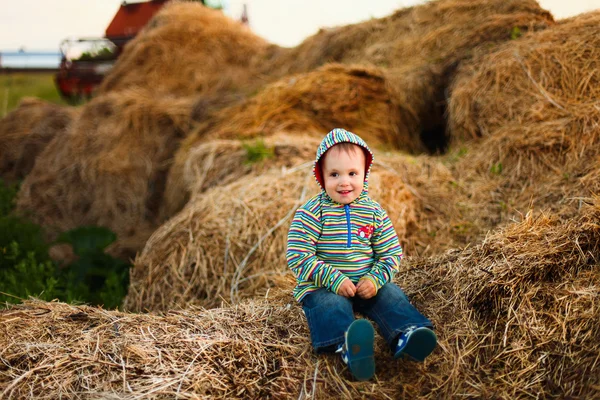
left=322, top=145, right=365, bottom=204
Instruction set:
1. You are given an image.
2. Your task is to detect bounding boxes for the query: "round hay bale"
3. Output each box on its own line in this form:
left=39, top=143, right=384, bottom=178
left=374, top=152, right=492, bottom=256
left=99, top=1, right=273, bottom=98
left=0, top=98, right=75, bottom=184
left=261, top=0, right=553, bottom=153
left=126, top=163, right=420, bottom=312
left=161, top=133, right=320, bottom=219
left=267, top=0, right=553, bottom=75
left=184, top=64, right=409, bottom=149
left=449, top=11, right=600, bottom=141
left=126, top=167, right=316, bottom=312
left=448, top=12, right=600, bottom=215
left=15, top=89, right=193, bottom=258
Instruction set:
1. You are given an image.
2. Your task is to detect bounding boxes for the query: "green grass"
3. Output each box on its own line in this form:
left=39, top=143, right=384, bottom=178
left=0, top=72, right=66, bottom=118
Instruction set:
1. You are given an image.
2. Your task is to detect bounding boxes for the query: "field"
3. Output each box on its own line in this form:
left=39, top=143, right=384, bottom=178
left=1, top=0, right=599, bottom=398
left=0, top=71, right=66, bottom=118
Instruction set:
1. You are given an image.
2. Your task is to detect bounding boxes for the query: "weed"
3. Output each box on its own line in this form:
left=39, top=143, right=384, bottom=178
left=490, top=162, right=503, bottom=175
left=243, top=139, right=274, bottom=164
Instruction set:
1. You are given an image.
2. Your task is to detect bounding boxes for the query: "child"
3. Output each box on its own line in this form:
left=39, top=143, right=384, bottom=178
left=286, top=128, right=436, bottom=381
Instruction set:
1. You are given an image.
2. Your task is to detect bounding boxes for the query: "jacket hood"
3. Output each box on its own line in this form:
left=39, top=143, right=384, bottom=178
left=313, top=128, right=374, bottom=196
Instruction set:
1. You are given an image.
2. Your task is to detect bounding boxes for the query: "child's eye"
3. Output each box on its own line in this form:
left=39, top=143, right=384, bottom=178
left=350, top=172, right=358, bottom=176
left=330, top=172, right=338, bottom=177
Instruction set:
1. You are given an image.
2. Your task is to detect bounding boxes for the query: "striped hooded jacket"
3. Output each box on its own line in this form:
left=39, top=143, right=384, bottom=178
left=286, top=128, right=403, bottom=302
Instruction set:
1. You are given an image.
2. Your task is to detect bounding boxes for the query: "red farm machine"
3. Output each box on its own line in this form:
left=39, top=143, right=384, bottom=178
left=55, top=0, right=227, bottom=102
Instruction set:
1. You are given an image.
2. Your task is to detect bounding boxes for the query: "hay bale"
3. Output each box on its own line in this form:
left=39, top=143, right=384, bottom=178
left=373, top=153, right=479, bottom=255
left=99, top=1, right=273, bottom=98
left=161, top=133, right=320, bottom=219
left=269, top=0, right=553, bottom=75
left=15, top=90, right=193, bottom=258
left=182, top=64, right=411, bottom=149
left=0, top=98, right=75, bottom=184
left=3, top=199, right=598, bottom=398
left=434, top=196, right=600, bottom=398
left=448, top=12, right=600, bottom=217
left=126, top=162, right=419, bottom=312
left=261, top=0, right=553, bottom=153
left=450, top=11, right=600, bottom=141
left=126, top=167, right=314, bottom=312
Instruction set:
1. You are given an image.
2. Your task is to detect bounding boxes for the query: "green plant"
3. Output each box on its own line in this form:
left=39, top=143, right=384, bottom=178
left=445, top=147, right=468, bottom=164
left=510, top=26, right=522, bottom=40
left=243, top=139, right=274, bottom=164
left=490, top=162, right=503, bottom=175
left=0, top=242, right=60, bottom=304
left=56, top=226, right=130, bottom=309
left=77, top=47, right=115, bottom=61
left=0, top=180, right=50, bottom=270
left=0, top=180, right=130, bottom=308
left=0, top=180, right=60, bottom=304
left=0, top=179, right=18, bottom=217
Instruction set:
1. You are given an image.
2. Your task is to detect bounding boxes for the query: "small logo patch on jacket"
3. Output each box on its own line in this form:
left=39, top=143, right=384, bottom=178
left=357, top=225, right=374, bottom=239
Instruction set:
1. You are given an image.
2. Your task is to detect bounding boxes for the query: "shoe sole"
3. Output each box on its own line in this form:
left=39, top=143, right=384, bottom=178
left=395, top=327, right=437, bottom=362
left=345, top=319, right=375, bottom=381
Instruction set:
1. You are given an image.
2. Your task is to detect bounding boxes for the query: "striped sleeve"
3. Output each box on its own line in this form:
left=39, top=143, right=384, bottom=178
left=363, top=205, right=403, bottom=291
left=286, top=206, right=347, bottom=294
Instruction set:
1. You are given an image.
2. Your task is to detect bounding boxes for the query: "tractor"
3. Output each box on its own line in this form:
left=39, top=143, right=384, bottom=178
left=54, top=0, right=225, bottom=102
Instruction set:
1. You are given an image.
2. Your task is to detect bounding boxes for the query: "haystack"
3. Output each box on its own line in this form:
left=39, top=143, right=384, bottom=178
left=15, top=89, right=193, bottom=258
left=0, top=98, right=75, bottom=184
left=160, top=63, right=423, bottom=220
left=188, top=64, right=406, bottom=146
left=126, top=160, right=419, bottom=312
left=448, top=11, right=600, bottom=218
left=99, top=1, right=273, bottom=99
left=450, top=11, right=600, bottom=141
left=161, top=133, right=320, bottom=218
left=3, top=198, right=599, bottom=398
left=435, top=197, right=600, bottom=398
left=268, top=0, right=553, bottom=75
left=260, top=0, right=554, bottom=153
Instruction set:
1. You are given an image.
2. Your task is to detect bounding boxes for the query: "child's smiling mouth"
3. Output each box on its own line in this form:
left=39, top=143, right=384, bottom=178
left=338, top=190, right=352, bottom=195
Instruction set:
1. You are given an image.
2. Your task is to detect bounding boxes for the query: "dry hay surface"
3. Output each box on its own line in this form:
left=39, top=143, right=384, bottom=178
left=374, top=153, right=484, bottom=255
left=126, top=167, right=315, bottom=312
left=99, top=1, right=273, bottom=98
left=188, top=0, right=555, bottom=155
left=2, top=198, right=599, bottom=399
left=0, top=98, right=76, bottom=184
left=428, top=197, right=600, bottom=398
left=260, top=0, right=553, bottom=153
left=0, top=295, right=309, bottom=399
left=187, top=64, right=405, bottom=149
left=161, top=133, right=321, bottom=219
left=450, top=11, right=600, bottom=140
left=126, top=159, right=420, bottom=312
left=15, top=90, right=193, bottom=258
left=269, top=0, right=553, bottom=75
left=447, top=11, right=600, bottom=220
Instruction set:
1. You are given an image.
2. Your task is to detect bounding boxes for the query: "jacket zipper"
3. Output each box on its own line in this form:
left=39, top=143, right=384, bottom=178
left=344, top=204, right=351, bottom=248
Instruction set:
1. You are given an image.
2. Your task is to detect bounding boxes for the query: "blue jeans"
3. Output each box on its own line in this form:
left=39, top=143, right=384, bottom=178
left=301, top=282, right=433, bottom=353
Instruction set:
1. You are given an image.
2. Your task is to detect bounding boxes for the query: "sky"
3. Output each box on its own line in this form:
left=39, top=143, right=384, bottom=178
left=1, top=0, right=600, bottom=51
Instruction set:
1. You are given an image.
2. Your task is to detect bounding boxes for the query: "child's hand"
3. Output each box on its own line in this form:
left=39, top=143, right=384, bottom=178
left=338, top=278, right=356, bottom=298
left=356, top=279, right=376, bottom=299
